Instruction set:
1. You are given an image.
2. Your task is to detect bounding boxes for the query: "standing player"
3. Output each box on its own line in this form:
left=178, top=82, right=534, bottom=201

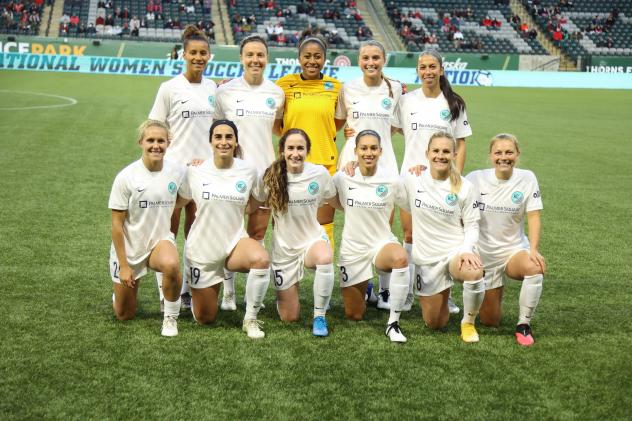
left=466, top=134, right=545, bottom=346
left=214, top=34, right=284, bottom=311
left=274, top=32, right=344, bottom=249
left=178, top=120, right=270, bottom=339
left=395, top=49, right=472, bottom=314
left=109, top=120, right=186, bottom=337
left=400, top=132, right=485, bottom=343
left=332, top=130, right=410, bottom=343
left=334, top=40, right=403, bottom=310
left=148, top=25, right=216, bottom=309
left=260, top=129, right=336, bottom=337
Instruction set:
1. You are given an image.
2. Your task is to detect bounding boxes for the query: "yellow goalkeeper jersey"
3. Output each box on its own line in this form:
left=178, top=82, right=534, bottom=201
left=276, top=73, right=341, bottom=166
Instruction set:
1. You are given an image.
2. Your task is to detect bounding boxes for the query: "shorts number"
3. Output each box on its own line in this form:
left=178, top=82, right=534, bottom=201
left=416, top=273, right=422, bottom=292
left=274, top=270, right=283, bottom=287
left=112, top=261, right=120, bottom=279
left=189, top=267, right=201, bottom=285
left=340, top=266, right=348, bottom=283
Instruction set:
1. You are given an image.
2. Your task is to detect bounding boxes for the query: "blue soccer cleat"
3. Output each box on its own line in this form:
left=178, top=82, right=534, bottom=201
left=312, top=316, right=329, bottom=337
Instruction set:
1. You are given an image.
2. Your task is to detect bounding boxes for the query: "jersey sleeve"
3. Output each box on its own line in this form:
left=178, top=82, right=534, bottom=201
left=148, top=82, right=170, bottom=122
left=108, top=172, right=130, bottom=210
left=525, top=171, right=543, bottom=212
left=178, top=167, right=193, bottom=200
left=396, top=175, right=411, bottom=212
left=334, top=87, right=347, bottom=120
left=320, top=169, right=337, bottom=203
left=452, top=107, right=472, bottom=140
left=251, top=172, right=267, bottom=203
left=213, top=89, right=225, bottom=120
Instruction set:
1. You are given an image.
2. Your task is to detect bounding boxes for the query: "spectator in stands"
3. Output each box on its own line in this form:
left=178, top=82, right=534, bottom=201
left=130, top=16, right=140, bottom=30
left=87, top=22, right=97, bottom=34
left=98, top=0, right=106, bottom=8
left=328, top=28, right=342, bottom=45
left=69, top=14, right=79, bottom=26
left=277, top=31, right=286, bottom=46
left=186, top=3, right=195, bottom=13
left=146, top=0, right=154, bottom=12
left=164, top=18, right=173, bottom=28
left=274, top=31, right=343, bottom=254
left=528, top=28, right=537, bottom=39
left=105, top=14, right=114, bottom=26
left=323, top=9, right=334, bottom=20
left=146, top=11, right=155, bottom=21
left=114, top=6, right=122, bottom=18
left=95, top=15, right=104, bottom=25
left=266, top=23, right=275, bottom=41
left=481, top=16, right=492, bottom=28
left=105, top=0, right=113, bottom=9
left=60, top=12, right=70, bottom=24
left=265, top=0, right=274, bottom=11
left=453, top=29, right=464, bottom=48
left=520, top=22, right=528, bottom=33
left=552, top=26, right=563, bottom=45
left=274, top=22, right=284, bottom=40
left=492, top=18, right=502, bottom=30
left=173, top=18, right=181, bottom=29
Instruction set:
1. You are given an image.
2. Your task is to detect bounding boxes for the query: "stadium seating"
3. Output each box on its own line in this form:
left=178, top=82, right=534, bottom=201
left=1, top=0, right=45, bottom=35
left=58, top=0, right=215, bottom=42
left=523, top=1, right=632, bottom=61
left=384, top=0, right=547, bottom=54
left=227, top=0, right=367, bottom=49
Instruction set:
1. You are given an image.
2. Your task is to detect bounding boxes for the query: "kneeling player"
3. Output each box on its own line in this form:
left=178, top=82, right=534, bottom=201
left=260, top=129, right=337, bottom=337
left=109, top=120, right=186, bottom=337
left=332, top=130, right=409, bottom=342
left=466, top=133, right=545, bottom=346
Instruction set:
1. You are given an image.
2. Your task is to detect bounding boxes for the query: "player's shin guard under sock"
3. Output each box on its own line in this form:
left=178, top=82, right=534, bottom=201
left=387, top=267, right=409, bottom=325
left=323, top=223, right=334, bottom=249
left=223, top=270, right=236, bottom=298
left=155, top=272, right=165, bottom=302
left=461, top=278, right=485, bottom=324
left=245, top=268, right=270, bottom=320
left=163, top=297, right=181, bottom=319
left=404, top=242, right=414, bottom=295
left=313, top=263, right=334, bottom=318
left=377, top=269, right=391, bottom=293
left=518, top=274, right=543, bottom=325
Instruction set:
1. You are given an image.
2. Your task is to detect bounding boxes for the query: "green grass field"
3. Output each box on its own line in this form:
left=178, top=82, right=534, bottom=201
left=1, top=70, right=631, bottom=419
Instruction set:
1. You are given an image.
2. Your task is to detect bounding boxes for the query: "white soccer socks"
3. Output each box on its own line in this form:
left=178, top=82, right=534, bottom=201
left=313, top=263, right=334, bottom=318
left=518, top=274, right=543, bottom=325
left=387, top=267, right=409, bottom=325
left=244, top=268, right=270, bottom=320
left=461, top=278, right=485, bottom=325
left=378, top=269, right=391, bottom=293
left=155, top=272, right=165, bottom=302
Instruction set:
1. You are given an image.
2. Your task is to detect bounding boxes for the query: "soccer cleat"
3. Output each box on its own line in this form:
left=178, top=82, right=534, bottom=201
left=180, top=292, right=192, bottom=310
left=365, top=282, right=378, bottom=304
left=385, top=321, right=407, bottom=343
left=221, top=292, right=237, bottom=311
left=161, top=315, right=178, bottom=337
left=460, top=322, right=480, bottom=343
left=312, top=316, right=329, bottom=337
left=515, top=324, right=535, bottom=346
left=377, top=289, right=391, bottom=310
left=242, top=318, right=265, bottom=339
left=402, top=293, right=414, bottom=312
left=447, top=296, right=460, bottom=314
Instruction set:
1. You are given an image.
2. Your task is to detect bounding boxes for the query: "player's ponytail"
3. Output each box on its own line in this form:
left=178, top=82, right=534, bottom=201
left=428, top=131, right=462, bottom=194
left=263, top=128, right=311, bottom=214
left=182, top=24, right=209, bottom=50
left=420, top=49, right=465, bottom=122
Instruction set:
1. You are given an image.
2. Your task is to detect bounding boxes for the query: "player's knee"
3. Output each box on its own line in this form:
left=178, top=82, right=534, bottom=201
left=462, top=268, right=484, bottom=282
left=114, top=307, right=136, bottom=321
left=279, top=310, right=299, bottom=323
left=195, top=310, right=216, bottom=325
left=391, top=251, right=408, bottom=269
left=424, top=313, right=447, bottom=330
left=161, top=258, right=180, bottom=278
left=313, top=253, right=333, bottom=267
left=250, top=252, right=270, bottom=269
left=523, top=262, right=543, bottom=277
left=345, top=309, right=364, bottom=321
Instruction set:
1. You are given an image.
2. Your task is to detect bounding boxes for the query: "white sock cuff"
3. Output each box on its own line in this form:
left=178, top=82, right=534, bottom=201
left=463, top=278, right=485, bottom=292
left=163, top=297, right=181, bottom=318
left=249, top=267, right=270, bottom=277
left=316, top=263, right=334, bottom=275
left=523, top=273, right=543, bottom=285
left=390, top=267, right=409, bottom=285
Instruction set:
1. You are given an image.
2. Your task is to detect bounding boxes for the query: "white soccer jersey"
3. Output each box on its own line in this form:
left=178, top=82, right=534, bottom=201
left=180, top=158, right=264, bottom=265
left=214, top=77, right=284, bottom=175
left=400, top=170, right=480, bottom=264
left=395, top=90, right=472, bottom=173
left=108, top=159, right=187, bottom=264
left=333, top=167, right=403, bottom=259
left=466, top=168, right=543, bottom=265
left=149, top=74, right=217, bottom=164
left=335, top=77, right=402, bottom=175
left=258, top=163, right=336, bottom=261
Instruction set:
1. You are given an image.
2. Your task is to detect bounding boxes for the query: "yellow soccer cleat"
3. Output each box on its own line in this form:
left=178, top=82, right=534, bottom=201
left=460, top=322, right=480, bottom=343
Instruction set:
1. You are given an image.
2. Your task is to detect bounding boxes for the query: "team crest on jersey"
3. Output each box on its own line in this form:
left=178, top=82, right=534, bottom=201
left=440, top=109, right=451, bottom=121
left=445, top=193, right=458, bottom=206
left=265, top=97, right=276, bottom=109
left=324, top=81, right=334, bottom=90
left=208, top=95, right=215, bottom=106
left=168, top=182, right=177, bottom=195
left=381, top=98, right=392, bottom=110
left=235, top=180, right=247, bottom=193
left=308, top=181, right=320, bottom=195
left=376, top=184, right=388, bottom=198
left=511, top=191, right=524, bottom=204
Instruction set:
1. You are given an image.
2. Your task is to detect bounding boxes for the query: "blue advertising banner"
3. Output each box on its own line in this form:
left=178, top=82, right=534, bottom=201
left=2, top=53, right=631, bottom=89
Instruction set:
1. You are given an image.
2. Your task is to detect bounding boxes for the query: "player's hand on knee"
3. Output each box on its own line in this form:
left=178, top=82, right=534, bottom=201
left=529, top=248, right=546, bottom=273
left=459, top=253, right=482, bottom=271
left=119, top=266, right=135, bottom=288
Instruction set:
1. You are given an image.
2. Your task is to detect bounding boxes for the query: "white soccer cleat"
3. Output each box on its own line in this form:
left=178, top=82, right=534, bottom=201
left=377, top=289, right=391, bottom=310
left=448, top=296, right=460, bottom=314
left=161, top=315, right=178, bottom=337
left=242, top=318, right=265, bottom=339
left=385, top=321, right=407, bottom=343
left=221, top=292, right=237, bottom=311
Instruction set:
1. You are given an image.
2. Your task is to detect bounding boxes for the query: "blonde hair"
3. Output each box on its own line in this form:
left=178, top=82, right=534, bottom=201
left=137, top=119, right=170, bottom=143
left=489, top=133, right=521, bottom=154
left=428, top=131, right=461, bottom=194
